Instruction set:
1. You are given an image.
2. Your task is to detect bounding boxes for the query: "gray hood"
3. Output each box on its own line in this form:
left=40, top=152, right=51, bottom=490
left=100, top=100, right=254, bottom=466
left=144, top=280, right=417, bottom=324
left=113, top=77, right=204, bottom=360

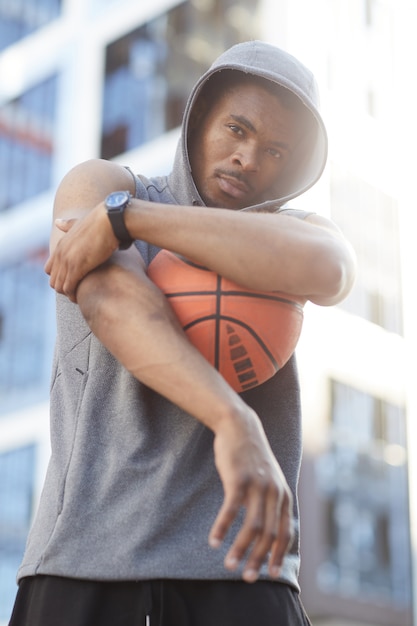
left=168, top=40, right=328, bottom=210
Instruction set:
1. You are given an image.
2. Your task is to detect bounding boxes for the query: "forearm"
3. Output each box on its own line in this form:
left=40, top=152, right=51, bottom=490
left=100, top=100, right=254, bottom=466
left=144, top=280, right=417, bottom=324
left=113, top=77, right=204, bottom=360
left=76, top=258, right=253, bottom=432
left=45, top=160, right=355, bottom=305
left=124, top=199, right=353, bottom=302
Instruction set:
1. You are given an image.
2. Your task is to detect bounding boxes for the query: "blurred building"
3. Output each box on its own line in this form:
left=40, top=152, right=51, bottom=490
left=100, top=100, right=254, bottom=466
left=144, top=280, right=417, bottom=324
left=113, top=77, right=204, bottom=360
left=0, top=0, right=413, bottom=624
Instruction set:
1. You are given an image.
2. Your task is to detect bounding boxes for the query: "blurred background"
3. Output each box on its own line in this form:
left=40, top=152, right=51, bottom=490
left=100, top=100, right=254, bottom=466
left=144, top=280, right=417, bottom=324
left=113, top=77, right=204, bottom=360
left=0, top=0, right=415, bottom=624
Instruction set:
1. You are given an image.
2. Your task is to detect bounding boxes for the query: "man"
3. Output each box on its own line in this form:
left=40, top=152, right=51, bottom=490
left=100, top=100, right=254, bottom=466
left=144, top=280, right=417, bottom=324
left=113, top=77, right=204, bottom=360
left=10, top=41, right=355, bottom=625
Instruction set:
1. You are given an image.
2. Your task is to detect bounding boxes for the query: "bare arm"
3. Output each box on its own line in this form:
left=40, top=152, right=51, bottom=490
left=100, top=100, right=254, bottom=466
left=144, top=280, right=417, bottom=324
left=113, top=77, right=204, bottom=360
left=46, top=158, right=294, bottom=583
left=122, top=199, right=355, bottom=305
left=46, top=159, right=356, bottom=306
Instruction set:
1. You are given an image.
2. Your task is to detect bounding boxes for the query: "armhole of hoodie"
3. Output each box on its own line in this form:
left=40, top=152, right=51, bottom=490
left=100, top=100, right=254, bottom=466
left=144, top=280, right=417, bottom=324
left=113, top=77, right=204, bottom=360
left=124, top=166, right=143, bottom=199
left=276, top=207, right=315, bottom=220
left=123, top=165, right=159, bottom=267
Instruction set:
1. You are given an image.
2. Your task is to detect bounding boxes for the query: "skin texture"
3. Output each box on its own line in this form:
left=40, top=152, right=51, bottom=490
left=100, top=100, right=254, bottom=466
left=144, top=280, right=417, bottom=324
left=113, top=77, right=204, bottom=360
left=44, top=82, right=356, bottom=584
left=188, top=84, right=301, bottom=210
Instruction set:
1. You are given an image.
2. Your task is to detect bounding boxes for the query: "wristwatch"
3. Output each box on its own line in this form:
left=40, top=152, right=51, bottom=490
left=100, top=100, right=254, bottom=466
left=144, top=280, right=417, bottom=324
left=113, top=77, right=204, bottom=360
left=105, top=190, right=134, bottom=250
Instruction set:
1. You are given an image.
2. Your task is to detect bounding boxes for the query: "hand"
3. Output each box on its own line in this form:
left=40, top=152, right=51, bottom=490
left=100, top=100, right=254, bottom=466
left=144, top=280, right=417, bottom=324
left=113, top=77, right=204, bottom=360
left=209, top=414, right=294, bottom=583
left=44, top=204, right=119, bottom=302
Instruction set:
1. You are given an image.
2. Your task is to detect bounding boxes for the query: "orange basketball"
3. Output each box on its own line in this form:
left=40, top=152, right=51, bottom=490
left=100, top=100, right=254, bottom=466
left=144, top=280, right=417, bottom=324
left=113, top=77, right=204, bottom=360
left=148, top=250, right=304, bottom=393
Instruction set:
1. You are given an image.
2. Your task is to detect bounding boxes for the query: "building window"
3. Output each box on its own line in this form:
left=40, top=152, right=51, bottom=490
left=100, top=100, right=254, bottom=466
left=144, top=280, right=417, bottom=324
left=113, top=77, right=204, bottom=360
left=101, top=0, right=260, bottom=160
left=0, top=0, right=62, bottom=51
left=330, top=165, right=403, bottom=334
left=0, top=249, right=52, bottom=415
left=0, top=74, right=58, bottom=212
left=316, top=381, right=411, bottom=606
left=0, top=444, right=36, bottom=621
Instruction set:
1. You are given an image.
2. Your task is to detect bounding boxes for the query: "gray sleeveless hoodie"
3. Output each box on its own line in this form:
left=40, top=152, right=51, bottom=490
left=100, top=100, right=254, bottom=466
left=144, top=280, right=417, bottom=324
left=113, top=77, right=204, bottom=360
left=18, top=41, right=327, bottom=591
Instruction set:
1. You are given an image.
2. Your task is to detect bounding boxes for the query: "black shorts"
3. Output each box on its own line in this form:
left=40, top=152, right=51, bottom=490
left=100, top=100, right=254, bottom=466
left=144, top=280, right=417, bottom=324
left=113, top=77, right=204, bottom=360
left=9, top=575, right=312, bottom=626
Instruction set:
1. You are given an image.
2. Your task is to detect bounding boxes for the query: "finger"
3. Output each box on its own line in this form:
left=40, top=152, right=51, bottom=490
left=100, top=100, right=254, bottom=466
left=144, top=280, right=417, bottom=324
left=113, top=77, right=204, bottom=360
left=268, top=490, right=294, bottom=578
left=222, top=482, right=267, bottom=578
left=239, top=483, right=281, bottom=582
left=236, top=482, right=294, bottom=583
left=44, top=256, right=52, bottom=276
left=46, top=241, right=79, bottom=301
left=59, top=267, right=78, bottom=302
left=47, top=255, right=74, bottom=300
left=63, top=279, right=78, bottom=303
left=46, top=249, right=65, bottom=292
left=209, top=489, right=243, bottom=549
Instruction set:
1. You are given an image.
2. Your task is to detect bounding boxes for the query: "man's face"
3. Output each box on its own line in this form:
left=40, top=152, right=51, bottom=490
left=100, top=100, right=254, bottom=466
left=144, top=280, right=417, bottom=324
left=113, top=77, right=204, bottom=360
left=188, top=82, right=301, bottom=210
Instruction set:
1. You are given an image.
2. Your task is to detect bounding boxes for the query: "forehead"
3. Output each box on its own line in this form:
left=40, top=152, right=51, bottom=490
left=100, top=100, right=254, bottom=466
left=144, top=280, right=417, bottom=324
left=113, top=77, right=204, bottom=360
left=202, top=71, right=304, bottom=111
left=213, top=81, right=284, bottom=111
left=207, top=82, right=301, bottom=140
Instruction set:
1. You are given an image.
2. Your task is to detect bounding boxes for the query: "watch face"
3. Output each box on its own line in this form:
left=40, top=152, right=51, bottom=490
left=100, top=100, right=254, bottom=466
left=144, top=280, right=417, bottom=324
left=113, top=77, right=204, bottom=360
left=107, top=191, right=129, bottom=209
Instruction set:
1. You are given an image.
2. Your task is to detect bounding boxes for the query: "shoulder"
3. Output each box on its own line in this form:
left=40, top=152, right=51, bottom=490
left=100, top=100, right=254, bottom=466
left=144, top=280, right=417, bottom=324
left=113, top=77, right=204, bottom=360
left=50, top=160, right=139, bottom=250
left=57, top=159, right=136, bottom=199
left=53, top=159, right=137, bottom=220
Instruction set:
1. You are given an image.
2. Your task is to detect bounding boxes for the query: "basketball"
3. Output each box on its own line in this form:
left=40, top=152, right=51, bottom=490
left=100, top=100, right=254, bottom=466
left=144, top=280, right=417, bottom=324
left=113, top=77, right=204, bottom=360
left=148, top=250, right=304, bottom=393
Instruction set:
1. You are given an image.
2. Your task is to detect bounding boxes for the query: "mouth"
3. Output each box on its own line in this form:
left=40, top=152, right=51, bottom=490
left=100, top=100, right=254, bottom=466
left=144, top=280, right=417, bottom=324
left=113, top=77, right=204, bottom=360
left=216, top=171, right=253, bottom=201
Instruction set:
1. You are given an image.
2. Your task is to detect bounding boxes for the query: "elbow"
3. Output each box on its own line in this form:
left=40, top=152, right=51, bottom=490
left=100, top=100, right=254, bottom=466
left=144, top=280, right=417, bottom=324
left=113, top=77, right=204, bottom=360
left=311, top=244, right=357, bottom=306
left=76, top=263, right=131, bottom=333
left=77, top=271, right=113, bottom=333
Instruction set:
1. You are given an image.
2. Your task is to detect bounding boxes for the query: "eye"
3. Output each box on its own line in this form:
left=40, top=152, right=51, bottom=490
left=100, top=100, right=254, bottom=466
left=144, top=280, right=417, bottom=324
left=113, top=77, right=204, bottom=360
left=227, top=124, right=243, bottom=135
left=267, top=147, right=282, bottom=159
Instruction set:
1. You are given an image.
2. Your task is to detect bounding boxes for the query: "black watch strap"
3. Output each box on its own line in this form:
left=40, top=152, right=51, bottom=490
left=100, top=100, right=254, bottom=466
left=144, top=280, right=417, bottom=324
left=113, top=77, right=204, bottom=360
left=105, top=191, right=134, bottom=250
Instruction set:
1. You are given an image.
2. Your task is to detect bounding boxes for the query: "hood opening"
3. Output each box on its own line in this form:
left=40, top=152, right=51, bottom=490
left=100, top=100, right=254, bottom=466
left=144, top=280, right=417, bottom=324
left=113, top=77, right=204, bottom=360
left=181, top=41, right=327, bottom=210
left=169, top=41, right=328, bottom=210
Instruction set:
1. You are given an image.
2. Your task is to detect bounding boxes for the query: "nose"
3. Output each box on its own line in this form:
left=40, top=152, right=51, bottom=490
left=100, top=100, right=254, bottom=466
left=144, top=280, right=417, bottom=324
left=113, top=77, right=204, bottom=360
left=232, top=142, right=260, bottom=172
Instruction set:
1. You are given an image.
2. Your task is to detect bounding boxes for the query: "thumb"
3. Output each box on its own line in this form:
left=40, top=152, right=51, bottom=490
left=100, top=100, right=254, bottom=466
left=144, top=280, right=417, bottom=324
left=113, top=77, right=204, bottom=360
left=55, top=217, right=77, bottom=232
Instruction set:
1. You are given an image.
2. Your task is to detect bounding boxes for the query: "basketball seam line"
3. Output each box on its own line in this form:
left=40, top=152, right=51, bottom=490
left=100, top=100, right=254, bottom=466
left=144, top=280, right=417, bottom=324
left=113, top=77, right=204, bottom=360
left=214, top=275, right=222, bottom=371
left=182, top=314, right=280, bottom=371
left=165, top=290, right=303, bottom=311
